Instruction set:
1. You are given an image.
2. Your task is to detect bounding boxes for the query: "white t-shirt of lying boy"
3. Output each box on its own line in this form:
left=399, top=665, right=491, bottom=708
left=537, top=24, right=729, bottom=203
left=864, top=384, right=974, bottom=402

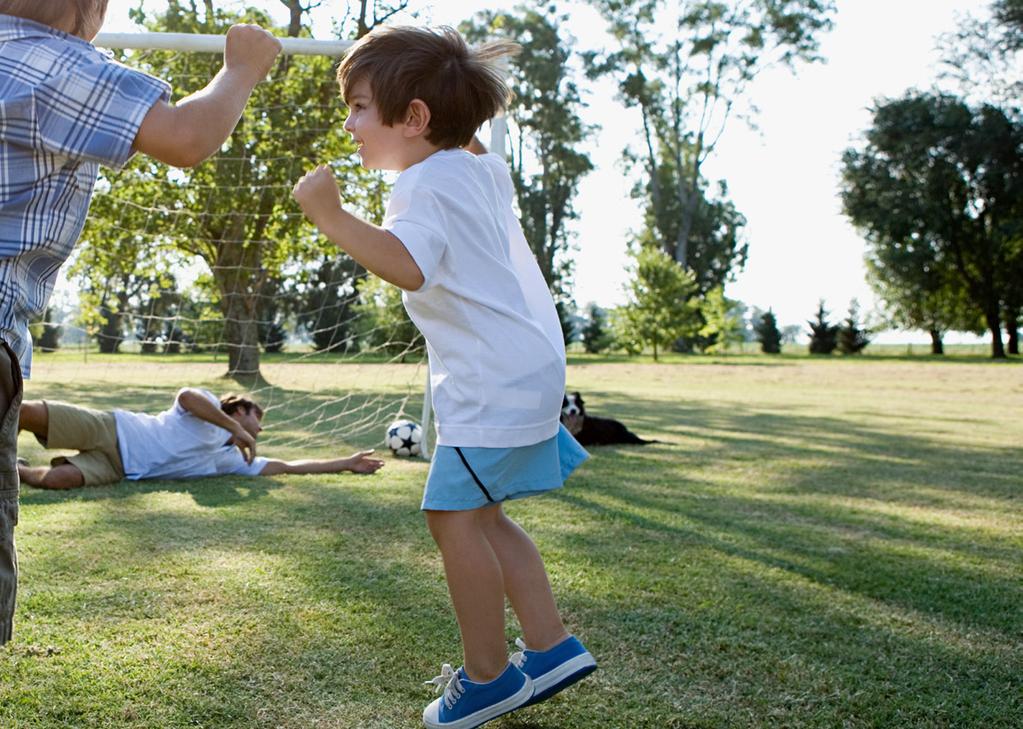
left=384, top=149, right=566, bottom=448
left=114, top=388, right=267, bottom=480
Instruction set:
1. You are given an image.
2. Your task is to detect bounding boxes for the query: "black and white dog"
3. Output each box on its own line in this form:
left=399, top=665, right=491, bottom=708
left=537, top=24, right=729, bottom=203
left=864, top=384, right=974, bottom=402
left=561, top=391, right=657, bottom=446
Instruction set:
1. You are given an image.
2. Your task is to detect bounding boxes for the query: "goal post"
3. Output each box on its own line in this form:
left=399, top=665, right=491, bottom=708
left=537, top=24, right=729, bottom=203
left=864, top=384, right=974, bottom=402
left=83, top=31, right=510, bottom=459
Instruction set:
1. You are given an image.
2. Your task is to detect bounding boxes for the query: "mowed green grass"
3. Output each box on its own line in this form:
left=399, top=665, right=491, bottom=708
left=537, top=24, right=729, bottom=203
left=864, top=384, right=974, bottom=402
left=1, top=354, right=1020, bottom=728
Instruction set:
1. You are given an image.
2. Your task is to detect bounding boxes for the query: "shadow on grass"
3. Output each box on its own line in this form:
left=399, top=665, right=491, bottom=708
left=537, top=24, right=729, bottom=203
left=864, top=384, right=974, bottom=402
left=10, top=376, right=1023, bottom=727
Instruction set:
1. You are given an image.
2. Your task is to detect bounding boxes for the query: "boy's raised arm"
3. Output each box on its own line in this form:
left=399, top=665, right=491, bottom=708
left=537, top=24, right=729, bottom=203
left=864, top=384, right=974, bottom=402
left=133, top=24, right=281, bottom=168
left=293, top=166, right=427, bottom=291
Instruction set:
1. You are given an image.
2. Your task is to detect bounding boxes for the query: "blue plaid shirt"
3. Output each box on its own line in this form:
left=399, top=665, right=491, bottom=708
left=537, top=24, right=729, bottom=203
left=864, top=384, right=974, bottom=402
left=0, top=14, right=169, bottom=377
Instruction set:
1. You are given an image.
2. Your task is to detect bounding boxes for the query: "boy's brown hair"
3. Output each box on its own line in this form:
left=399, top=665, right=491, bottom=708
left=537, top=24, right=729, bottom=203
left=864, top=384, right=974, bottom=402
left=0, top=0, right=109, bottom=37
left=220, top=394, right=264, bottom=419
left=337, top=26, right=519, bottom=150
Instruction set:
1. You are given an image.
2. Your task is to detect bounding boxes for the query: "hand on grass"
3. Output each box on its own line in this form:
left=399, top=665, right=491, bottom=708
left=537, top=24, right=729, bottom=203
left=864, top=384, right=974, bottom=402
left=346, top=450, right=385, bottom=474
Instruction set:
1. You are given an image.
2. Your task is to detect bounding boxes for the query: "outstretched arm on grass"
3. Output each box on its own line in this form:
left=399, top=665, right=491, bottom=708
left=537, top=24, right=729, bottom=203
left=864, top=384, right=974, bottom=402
left=259, top=450, right=385, bottom=476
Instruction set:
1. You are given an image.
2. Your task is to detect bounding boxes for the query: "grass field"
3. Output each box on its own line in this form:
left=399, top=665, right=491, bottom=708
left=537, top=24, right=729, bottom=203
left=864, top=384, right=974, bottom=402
left=1, top=354, right=1020, bottom=728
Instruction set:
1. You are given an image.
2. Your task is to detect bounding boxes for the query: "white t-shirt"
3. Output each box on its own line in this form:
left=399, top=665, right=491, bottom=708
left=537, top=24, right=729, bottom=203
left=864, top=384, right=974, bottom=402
left=384, top=149, right=566, bottom=448
left=113, top=389, right=267, bottom=480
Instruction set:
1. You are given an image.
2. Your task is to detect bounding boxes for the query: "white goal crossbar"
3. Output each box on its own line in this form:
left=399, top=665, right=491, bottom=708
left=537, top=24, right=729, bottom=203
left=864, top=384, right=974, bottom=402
left=95, top=32, right=352, bottom=56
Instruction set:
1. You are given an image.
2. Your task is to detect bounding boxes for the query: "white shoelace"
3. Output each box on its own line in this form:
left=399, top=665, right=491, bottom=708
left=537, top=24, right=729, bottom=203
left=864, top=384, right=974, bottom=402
left=509, top=637, right=529, bottom=669
left=424, top=663, right=465, bottom=710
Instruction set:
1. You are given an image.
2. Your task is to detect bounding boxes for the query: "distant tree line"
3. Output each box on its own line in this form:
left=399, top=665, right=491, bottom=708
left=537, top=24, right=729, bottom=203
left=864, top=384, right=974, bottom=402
left=841, top=0, right=1023, bottom=358
left=54, top=1, right=837, bottom=369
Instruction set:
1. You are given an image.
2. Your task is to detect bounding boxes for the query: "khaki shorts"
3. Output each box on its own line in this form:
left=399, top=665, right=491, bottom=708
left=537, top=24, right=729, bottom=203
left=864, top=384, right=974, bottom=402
left=40, top=401, right=125, bottom=486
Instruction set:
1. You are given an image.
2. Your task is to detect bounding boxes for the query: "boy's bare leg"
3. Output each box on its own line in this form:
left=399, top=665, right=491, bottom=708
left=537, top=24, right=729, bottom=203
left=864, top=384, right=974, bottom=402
left=425, top=509, right=509, bottom=683
left=17, top=401, right=47, bottom=437
left=478, top=504, right=569, bottom=652
left=17, top=463, right=83, bottom=490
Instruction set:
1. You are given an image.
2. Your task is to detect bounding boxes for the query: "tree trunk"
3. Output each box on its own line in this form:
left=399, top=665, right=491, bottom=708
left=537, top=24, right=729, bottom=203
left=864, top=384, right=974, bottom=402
left=280, top=0, right=302, bottom=37
left=928, top=329, right=944, bottom=355
left=1006, top=315, right=1019, bottom=355
left=223, top=292, right=261, bottom=377
left=215, top=239, right=263, bottom=379
left=97, top=302, right=123, bottom=354
left=985, top=308, right=1006, bottom=358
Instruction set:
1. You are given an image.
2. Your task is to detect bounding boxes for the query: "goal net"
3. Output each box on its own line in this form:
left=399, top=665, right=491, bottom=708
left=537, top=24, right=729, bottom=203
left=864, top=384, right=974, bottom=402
left=50, top=30, right=505, bottom=456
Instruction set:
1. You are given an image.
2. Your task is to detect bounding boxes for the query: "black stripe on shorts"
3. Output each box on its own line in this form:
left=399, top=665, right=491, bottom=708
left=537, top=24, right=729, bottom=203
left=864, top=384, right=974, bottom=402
left=454, top=447, right=495, bottom=503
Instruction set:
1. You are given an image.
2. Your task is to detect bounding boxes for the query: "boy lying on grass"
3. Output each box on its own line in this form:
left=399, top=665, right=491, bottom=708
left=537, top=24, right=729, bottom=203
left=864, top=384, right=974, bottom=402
left=17, top=389, right=383, bottom=489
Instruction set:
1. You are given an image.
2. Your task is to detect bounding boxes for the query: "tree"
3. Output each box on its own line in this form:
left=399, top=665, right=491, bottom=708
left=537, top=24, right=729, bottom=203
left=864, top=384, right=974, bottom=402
left=581, top=303, right=614, bottom=354
left=613, top=247, right=701, bottom=360
left=841, top=92, right=1023, bottom=358
left=463, top=6, right=595, bottom=305
left=939, top=1, right=1022, bottom=109
left=585, top=0, right=834, bottom=271
left=31, top=308, right=62, bottom=353
left=807, top=300, right=838, bottom=355
left=755, top=308, right=782, bottom=354
left=339, top=0, right=412, bottom=39
left=863, top=242, right=980, bottom=355
left=85, top=1, right=373, bottom=379
left=698, top=286, right=744, bottom=353
left=837, top=299, right=870, bottom=355
left=555, top=299, right=577, bottom=347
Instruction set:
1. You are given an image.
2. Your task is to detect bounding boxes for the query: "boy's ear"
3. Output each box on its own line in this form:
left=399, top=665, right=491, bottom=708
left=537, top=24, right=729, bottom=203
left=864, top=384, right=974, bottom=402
left=403, top=99, right=432, bottom=138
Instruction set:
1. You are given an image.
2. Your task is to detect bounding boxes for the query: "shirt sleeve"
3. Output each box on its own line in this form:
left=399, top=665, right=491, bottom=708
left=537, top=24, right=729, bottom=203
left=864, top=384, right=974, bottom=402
left=173, top=388, right=233, bottom=445
left=383, top=176, right=449, bottom=289
left=32, top=56, right=169, bottom=169
left=213, top=448, right=268, bottom=477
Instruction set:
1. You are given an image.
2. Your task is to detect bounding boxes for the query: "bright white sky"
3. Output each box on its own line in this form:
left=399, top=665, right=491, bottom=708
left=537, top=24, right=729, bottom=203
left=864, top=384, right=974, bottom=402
left=102, top=0, right=987, bottom=343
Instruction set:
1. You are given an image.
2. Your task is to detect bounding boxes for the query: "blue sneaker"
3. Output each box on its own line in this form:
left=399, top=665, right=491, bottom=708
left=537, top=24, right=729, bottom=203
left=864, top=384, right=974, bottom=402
left=422, top=662, right=533, bottom=729
left=510, top=635, right=597, bottom=706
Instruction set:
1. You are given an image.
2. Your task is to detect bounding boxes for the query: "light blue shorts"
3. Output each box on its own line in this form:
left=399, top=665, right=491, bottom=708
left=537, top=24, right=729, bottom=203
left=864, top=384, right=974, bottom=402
left=421, top=425, right=589, bottom=511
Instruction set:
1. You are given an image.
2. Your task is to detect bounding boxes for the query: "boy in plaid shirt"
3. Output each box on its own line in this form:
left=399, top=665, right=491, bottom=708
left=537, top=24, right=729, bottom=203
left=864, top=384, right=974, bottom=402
left=0, top=0, right=282, bottom=645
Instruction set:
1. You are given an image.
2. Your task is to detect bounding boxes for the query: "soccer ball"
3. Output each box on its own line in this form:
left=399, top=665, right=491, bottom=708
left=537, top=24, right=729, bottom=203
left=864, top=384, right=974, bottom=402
left=385, top=419, right=423, bottom=457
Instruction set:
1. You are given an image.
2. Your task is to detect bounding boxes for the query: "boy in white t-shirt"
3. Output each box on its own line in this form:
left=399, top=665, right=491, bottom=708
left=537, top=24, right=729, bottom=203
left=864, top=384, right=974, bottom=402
left=293, top=25, right=596, bottom=729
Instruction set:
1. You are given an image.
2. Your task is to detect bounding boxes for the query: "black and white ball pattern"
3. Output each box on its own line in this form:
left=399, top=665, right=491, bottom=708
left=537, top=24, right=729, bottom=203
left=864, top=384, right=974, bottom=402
left=385, top=419, right=423, bottom=457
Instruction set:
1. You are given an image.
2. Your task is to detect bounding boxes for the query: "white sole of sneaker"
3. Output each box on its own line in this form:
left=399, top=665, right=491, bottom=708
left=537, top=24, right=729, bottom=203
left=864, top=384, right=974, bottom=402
left=422, top=676, right=534, bottom=729
left=532, top=652, right=597, bottom=695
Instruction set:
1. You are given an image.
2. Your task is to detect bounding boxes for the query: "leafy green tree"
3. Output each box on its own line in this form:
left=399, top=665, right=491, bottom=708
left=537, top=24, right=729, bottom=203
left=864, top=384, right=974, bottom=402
left=862, top=240, right=980, bottom=355
left=613, top=247, right=700, bottom=360
left=807, top=300, right=838, bottom=355
left=755, top=309, right=782, bottom=354
left=837, top=299, right=871, bottom=355
left=581, top=303, right=614, bottom=354
left=585, top=0, right=833, bottom=271
left=698, top=286, right=744, bottom=353
left=83, top=1, right=373, bottom=378
left=841, top=92, right=1023, bottom=358
left=72, top=167, right=182, bottom=353
left=293, top=257, right=362, bottom=352
left=463, top=6, right=595, bottom=302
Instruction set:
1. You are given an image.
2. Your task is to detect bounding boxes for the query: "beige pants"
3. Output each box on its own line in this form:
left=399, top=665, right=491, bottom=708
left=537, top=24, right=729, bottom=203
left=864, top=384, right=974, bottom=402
left=40, top=401, right=125, bottom=486
left=0, top=341, right=23, bottom=645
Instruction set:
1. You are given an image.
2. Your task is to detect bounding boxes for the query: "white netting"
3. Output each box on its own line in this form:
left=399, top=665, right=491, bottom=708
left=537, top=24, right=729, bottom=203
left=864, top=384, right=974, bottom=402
left=50, top=34, right=438, bottom=453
